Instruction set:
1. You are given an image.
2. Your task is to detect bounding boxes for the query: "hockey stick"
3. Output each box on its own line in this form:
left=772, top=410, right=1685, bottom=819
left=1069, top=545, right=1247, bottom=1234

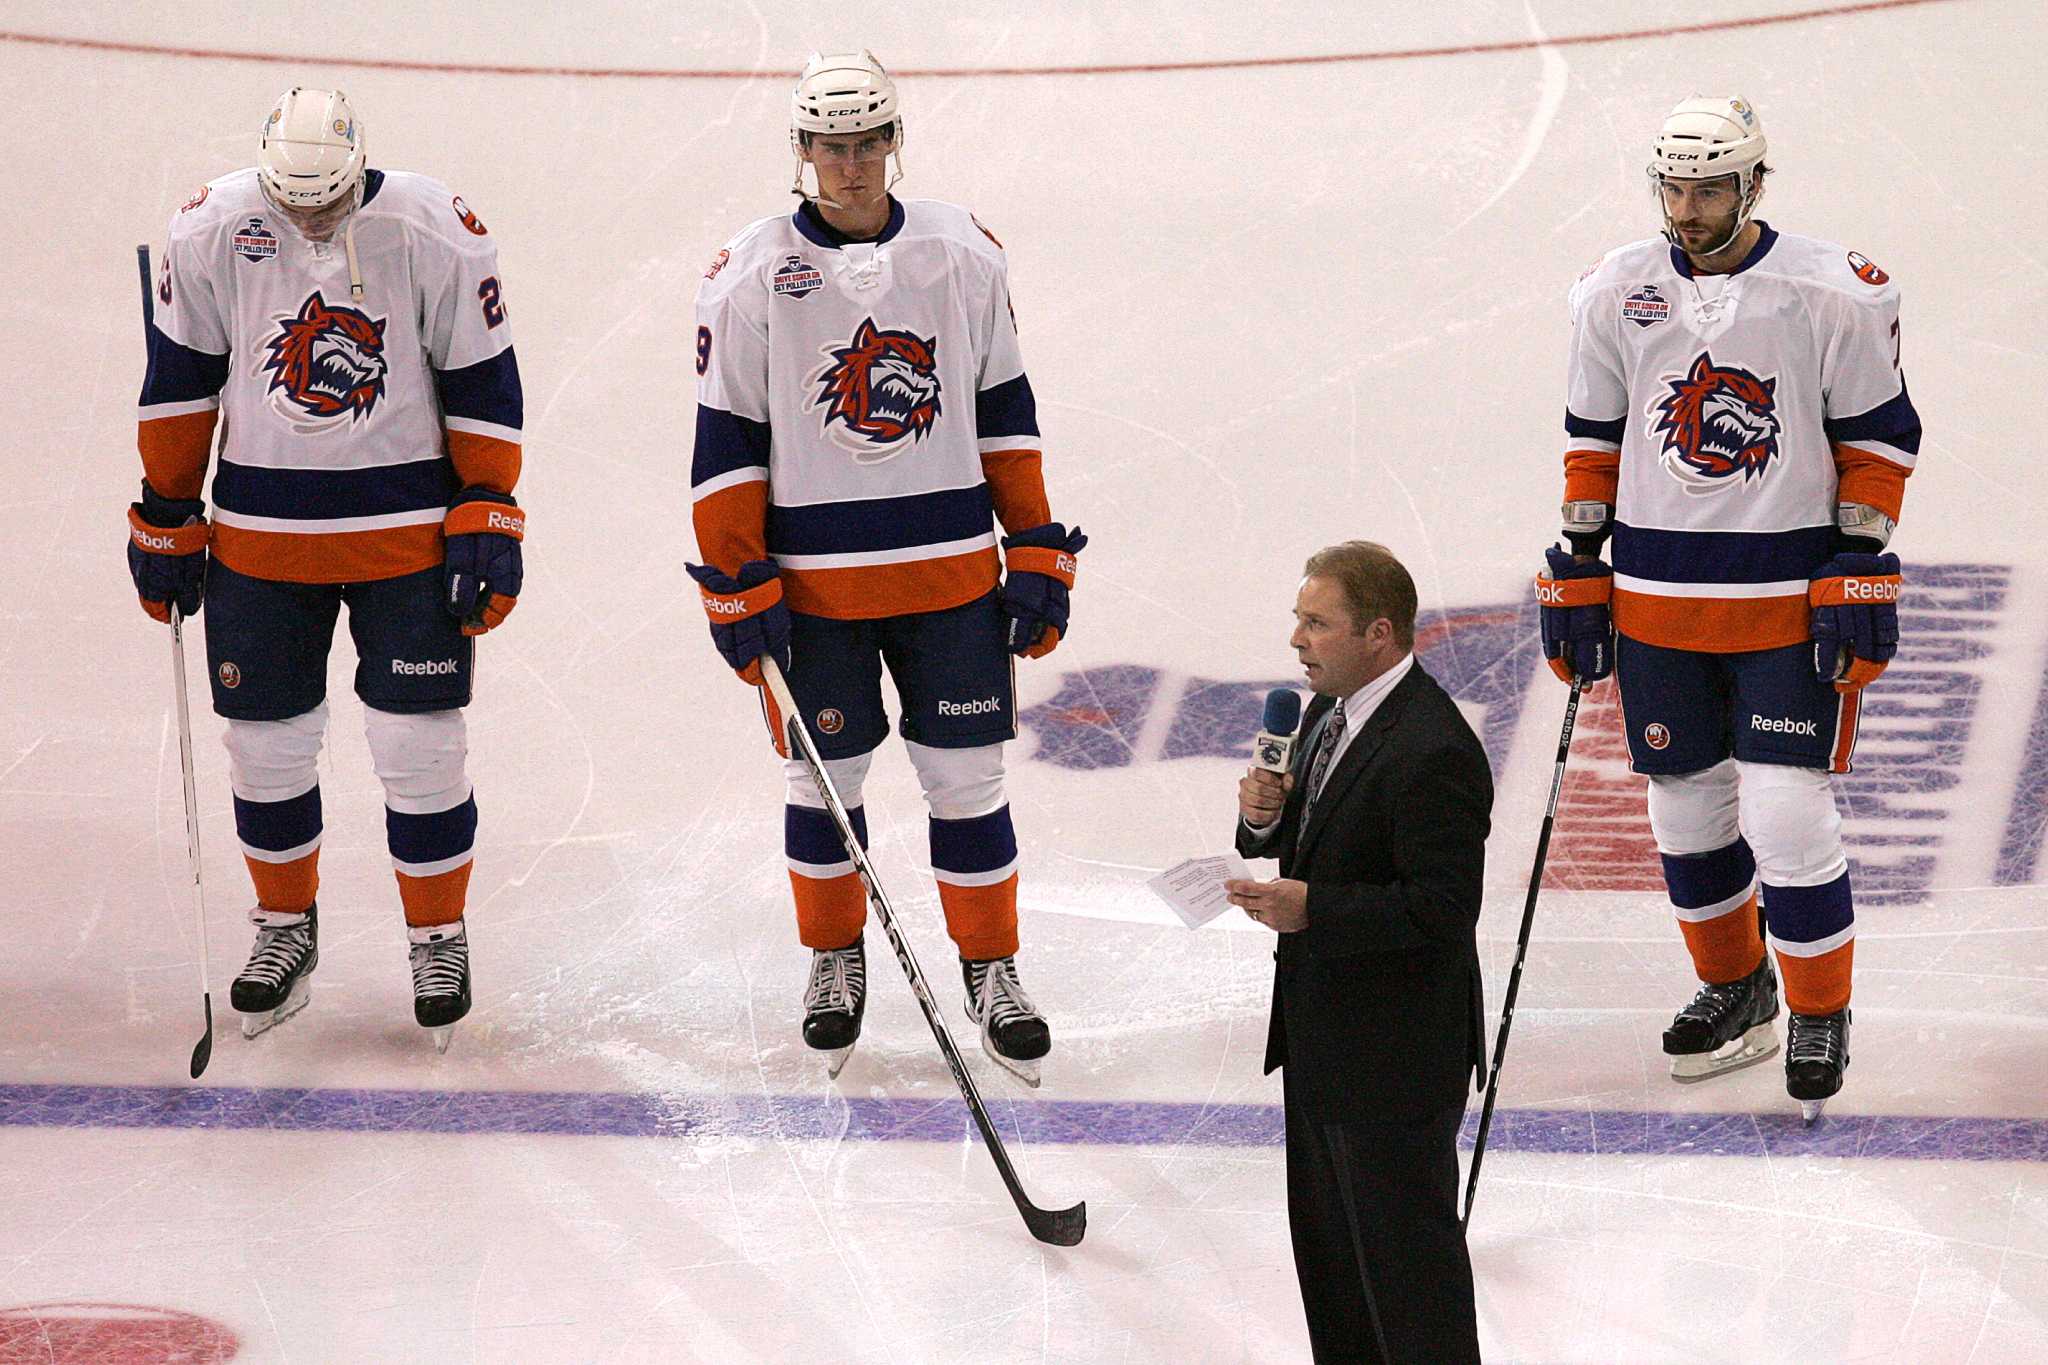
left=139, top=242, right=215, bottom=1080
left=1461, top=680, right=1582, bottom=1228
left=760, top=657, right=1086, bottom=1247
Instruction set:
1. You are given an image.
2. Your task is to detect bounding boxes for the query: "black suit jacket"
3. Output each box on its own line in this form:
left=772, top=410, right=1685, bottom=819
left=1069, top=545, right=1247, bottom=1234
left=1237, top=662, right=1493, bottom=1123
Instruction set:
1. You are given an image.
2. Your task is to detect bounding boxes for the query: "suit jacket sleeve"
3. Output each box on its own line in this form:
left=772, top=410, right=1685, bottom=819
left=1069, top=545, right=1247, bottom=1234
left=1301, top=736, right=1490, bottom=960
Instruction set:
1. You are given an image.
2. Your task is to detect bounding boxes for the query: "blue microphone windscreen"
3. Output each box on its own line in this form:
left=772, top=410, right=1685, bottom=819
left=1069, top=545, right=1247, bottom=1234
left=1261, top=688, right=1302, bottom=734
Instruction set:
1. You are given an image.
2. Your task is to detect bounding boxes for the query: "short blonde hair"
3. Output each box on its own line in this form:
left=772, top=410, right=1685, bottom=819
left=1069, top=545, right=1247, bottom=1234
left=1303, top=541, right=1417, bottom=650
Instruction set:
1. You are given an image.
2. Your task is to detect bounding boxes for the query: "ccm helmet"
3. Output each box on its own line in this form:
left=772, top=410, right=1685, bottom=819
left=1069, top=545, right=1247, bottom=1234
left=789, top=51, right=904, bottom=202
left=1649, top=95, right=1768, bottom=254
left=258, top=87, right=366, bottom=211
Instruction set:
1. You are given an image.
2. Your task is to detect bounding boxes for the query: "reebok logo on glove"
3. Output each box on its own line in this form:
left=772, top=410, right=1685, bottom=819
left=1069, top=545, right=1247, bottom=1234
left=133, top=529, right=180, bottom=552
left=1835, top=577, right=1899, bottom=602
left=703, top=596, right=750, bottom=617
left=485, top=509, right=525, bottom=535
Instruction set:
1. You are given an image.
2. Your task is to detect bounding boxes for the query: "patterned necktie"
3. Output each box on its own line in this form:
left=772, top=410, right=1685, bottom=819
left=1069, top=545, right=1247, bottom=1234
left=1303, top=699, right=1347, bottom=819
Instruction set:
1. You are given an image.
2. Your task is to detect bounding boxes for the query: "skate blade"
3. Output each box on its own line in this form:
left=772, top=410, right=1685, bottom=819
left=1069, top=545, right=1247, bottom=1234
left=825, top=1043, right=854, bottom=1079
left=980, top=1031, right=1042, bottom=1089
left=1669, top=1022, right=1778, bottom=1083
left=238, top=979, right=310, bottom=1040
left=430, top=1025, right=455, bottom=1055
left=1799, top=1098, right=1827, bottom=1125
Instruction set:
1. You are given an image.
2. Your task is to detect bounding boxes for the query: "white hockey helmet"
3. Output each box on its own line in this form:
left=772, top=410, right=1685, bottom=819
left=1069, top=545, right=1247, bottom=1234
left=789, top=50, right=905, bottom=203
left=258, top=87, right=366, bottom=211
left=1649, top=95, right=1769, bottom=253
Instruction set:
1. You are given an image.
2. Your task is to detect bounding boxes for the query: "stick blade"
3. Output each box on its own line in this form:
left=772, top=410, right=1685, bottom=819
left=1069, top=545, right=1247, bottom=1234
left=189, top=993, right=213, bottom=1079
left=1024, top=1199, right=1086, bottom=1247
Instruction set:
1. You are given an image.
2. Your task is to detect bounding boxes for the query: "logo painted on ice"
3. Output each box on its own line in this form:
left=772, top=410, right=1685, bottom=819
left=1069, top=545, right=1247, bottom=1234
left=1652, top=351, right=1781, bottom=492
left=261, top=291, right=390, bottom=429
left=232, top=219, right=278, bottom=262
left=1621, top=284, right=1670, bottom=327
left=772, top=255, right=823, bottom=299
left=812, top=316, right=942, bottom=460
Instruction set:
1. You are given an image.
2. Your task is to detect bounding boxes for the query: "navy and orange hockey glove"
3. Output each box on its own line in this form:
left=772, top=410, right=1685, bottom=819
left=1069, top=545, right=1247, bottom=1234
left=1536, top=545, right=1613, bottom=684
left=686, top=559, right=791, bottom=686
left=1001, top=523, right=1086, bottom=659
left=443, top=488, right=524, bottom=636
left=1809, top=552, right=1901, bottom=693
left=127, top=481, right=208, bottom=623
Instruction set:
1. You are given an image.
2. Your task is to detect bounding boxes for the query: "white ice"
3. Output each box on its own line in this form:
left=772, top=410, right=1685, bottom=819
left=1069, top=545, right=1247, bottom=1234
left=3, top=1, right=2045, bottom=1360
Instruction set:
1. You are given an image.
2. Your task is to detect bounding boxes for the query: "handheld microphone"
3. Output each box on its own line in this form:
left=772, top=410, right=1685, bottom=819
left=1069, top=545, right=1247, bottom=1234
left=1252, top=688, right=1303, bottom=774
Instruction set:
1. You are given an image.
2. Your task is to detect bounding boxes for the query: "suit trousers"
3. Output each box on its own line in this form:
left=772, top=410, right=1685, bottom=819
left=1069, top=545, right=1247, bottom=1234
left=1284, top=1078, right=1480, bottom=1363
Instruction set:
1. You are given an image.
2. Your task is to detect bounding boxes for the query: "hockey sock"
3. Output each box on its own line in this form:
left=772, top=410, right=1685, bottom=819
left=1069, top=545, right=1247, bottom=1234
left=1662, top=837, right=1763, bottom=985
left=387, top=794, right=478, bottom=928
left=787, top=803, right=869, bottom=950
left=1764, top=872, right=1855, bottom=1014
left=234, top=785, right=322, bottom=913
left=930, top=806, right=1020, bottom=961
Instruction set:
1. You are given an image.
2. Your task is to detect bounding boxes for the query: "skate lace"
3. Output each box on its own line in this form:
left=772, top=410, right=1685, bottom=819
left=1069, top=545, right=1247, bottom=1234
left=410, top=937, right=468, bottom=999
left=1786, top=1013, right=1846, bottom=1067
left=970, top=959, right=1039, bottom=1029
left=805, top=946, right=863, bottom=1015
left=1678, top=978, right=1748, bottom=1029
left=239, top=924, right=310, bottom=989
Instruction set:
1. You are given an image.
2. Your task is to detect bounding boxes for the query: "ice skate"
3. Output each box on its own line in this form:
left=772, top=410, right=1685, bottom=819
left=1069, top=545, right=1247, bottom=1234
left=409, top=920, right=471, bottom=1053
left=962, top=956, right=1050, bottom=1088
left=231, top=905, right=318, bottom=1039
left=1786, top=1007, right=1850, bottom=1124
left=1663, top=954, right=1779, bottom=1083
left=802, top=935, right=866, bottom=1078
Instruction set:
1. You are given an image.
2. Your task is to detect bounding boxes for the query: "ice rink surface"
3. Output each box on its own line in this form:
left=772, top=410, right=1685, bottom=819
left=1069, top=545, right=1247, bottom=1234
left=3, top=0, right=2045, bottom=1359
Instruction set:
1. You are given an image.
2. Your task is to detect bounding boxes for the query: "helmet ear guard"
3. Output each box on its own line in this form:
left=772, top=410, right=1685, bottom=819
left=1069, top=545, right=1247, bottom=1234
left=1649, top=95, right=1768, bottom=255
left=258, top=87, right=366, bottom=211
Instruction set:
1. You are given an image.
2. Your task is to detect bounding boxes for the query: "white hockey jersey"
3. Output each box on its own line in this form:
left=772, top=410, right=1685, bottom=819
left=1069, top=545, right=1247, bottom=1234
left=1562, top=223, right=1920, bottom=652
left=138, top=168, right=523, bottom=584
left=691, top=198, right=1049, bottom=619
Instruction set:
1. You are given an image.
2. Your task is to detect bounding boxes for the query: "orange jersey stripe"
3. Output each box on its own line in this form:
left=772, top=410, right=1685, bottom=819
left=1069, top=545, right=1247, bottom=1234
left=244, top=849, right=319, bottom=914
left=981, top=448, right=1050, bottom=532
left=691, top=479, right=770, bottom=576
left=446, top=428, right=522, bottom=494
left=782, top=548, right=999, bottom=620
left=1775, top=940, right=1853, bottom=1016
left=213, top=522, right=444, bottom=584
left=788, top=869, right=867, bottom=950
left=1831, top=443, right=1911, bottom=521
left=1677, top=893, right=1764, bottom=985
left=1613, top=588, right=1809, bottom=653
left=1562, top=447, right=1621, bottom=506
left=936, top=871, right=1020, bottom=961
left=396, top=863, right=473, bottom=928
left=138, top=412, right=218, bottom=499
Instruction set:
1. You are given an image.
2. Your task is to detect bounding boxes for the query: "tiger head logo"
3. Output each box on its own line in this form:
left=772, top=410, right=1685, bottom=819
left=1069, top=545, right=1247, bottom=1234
left=1653, top=351, right=1781, bottom=491
left=812, top=317, right=942, bottom=460
left=261, top=291, right=390, bottom=427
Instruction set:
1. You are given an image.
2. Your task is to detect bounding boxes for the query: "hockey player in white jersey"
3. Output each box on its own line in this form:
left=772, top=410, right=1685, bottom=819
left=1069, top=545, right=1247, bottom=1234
left=130, top=89, right=527, bottom=1049
left=1536, top=97, right=1919, bottom=1121
left=686, top=52, right=1085, bottom=1084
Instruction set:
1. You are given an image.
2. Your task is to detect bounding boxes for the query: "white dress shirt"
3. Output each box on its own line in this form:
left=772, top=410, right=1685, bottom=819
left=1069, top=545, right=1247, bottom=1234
left=1248, top=652, right=1415, bottom=838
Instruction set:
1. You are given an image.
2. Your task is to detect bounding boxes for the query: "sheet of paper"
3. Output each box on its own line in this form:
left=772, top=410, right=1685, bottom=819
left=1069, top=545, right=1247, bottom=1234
left=1146, top=853, right=1255, bottom=929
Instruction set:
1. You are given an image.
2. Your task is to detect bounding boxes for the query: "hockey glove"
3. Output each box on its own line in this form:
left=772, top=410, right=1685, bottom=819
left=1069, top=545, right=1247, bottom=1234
left=1000, top=523, right=1086, bottom=659
left=1536, top=545, right=1614, bottom=684
left=686, top=558, right=791, bottom=686
left=443, top=488, right=525, bottom=636
left=1809, top=552, right=1901, bottom=693
left=127, top=481, right=208, bottom=624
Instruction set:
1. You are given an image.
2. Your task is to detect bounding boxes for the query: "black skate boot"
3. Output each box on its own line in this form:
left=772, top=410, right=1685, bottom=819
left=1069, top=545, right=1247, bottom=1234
left=231, top=905, right=318, bottom=1039
left=1662, top=953, right=1780, bottom=1082
left=962, top=956, right=1050, bottom=1089
left=803, top=935, right=866, bottom=1078
left=409, top=921, right=471, bottom=1053
left=1786, top=1007, right=1850, bottom=1125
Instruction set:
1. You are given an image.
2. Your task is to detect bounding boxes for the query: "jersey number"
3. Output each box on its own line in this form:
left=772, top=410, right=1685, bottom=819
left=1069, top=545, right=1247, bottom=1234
left=696, top=325, right=711, bottom=376
left=478, top=276, right=506, bottom=329
left=1890, top=318, right=1901, bottom=370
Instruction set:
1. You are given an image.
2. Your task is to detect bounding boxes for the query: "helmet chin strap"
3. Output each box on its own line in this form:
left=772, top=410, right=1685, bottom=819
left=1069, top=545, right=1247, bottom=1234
left=790, top=149, right=905, bottom=212
left=1660, top=169, right=1765, bottom=260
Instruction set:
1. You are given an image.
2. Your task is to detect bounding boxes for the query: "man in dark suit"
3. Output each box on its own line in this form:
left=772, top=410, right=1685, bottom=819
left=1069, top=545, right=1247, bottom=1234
left=1226, top=541, right=1491, bottom=1363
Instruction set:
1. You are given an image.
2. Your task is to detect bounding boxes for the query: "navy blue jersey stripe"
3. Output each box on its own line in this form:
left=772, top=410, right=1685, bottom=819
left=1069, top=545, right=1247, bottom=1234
left=1613, top=522, right=1834, bottom=585
left=233, top=788, right=323, bottom=855
left=929, top=809, right=1018, bottom=876
left=139, top=323, right=230, bottom=406
left=1824, top=382, right=1922, bottom=455
left=785, top=803, right=868, bottom=863
left=768, top=484, right=994, bottom=557
left=1565, top=408, right=1627, bottom=444
left=385, top=795, right=478, bottom=866
left=976, top=373, right=1040, bottom=440
left=434, top=346, right=523, bottom=429
left=692, top=404, right=771, bottom=485
left=212, top=457, right=459, bottom=521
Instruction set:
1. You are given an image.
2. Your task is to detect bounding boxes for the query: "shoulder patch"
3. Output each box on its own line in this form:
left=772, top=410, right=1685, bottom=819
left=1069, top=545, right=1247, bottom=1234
left=180, top=185, right=210, bottom=214
left=970, top=213, right=1004, bottom=249
left=450, top=195, right=488, bottom=236
left=1846, top=250, right=1889, bottom=286
left=704, top=248, right=730, bottom=280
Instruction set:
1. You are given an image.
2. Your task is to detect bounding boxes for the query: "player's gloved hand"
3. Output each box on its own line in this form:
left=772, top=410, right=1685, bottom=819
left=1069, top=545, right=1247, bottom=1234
left=127, top=481, right=208, bottom=624
left=1000, top=523, right=1086, bottom=659
left=443, top=488, right=524, bottom=636
left=685, top=558, right=791, bottom=686
left=1536, top=545, right=1614, bottom=684
left=1809, top=552, right=1901, bottom=693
